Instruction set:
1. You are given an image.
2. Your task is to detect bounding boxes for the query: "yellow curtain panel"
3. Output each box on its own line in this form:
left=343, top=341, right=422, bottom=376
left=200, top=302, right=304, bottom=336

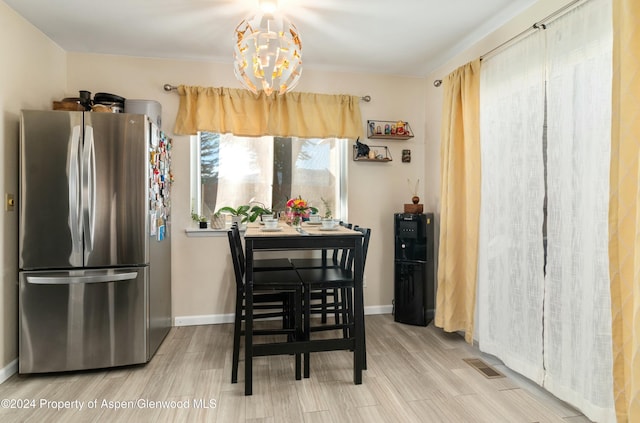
left=173, top=85, right=363, bottom=139
left=435, top=59, right=481, bottom=343
left=610, top=1, right=640, bottom=421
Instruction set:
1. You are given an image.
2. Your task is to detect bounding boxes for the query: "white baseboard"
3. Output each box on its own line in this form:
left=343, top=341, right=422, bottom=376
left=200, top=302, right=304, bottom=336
left=0, top=359, right=18, bottom=384
left=174, top=305, right=393, bottom=327
left=365, top=305, right=393, bottom=315
left=174, top=314, right=235, bottom=326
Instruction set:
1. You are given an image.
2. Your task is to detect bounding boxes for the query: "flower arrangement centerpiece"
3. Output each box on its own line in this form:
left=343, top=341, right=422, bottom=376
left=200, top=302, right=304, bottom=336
left=286, top=195, right=318, bottom=227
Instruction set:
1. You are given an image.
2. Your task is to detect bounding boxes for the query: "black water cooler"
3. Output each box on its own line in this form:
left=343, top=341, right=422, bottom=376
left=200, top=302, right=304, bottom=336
left=393, top=213, right=435, bottom=326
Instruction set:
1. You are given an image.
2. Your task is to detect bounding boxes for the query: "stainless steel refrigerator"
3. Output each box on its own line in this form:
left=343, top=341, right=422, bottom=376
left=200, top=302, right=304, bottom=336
left=18, top=110, right=172, bottom=374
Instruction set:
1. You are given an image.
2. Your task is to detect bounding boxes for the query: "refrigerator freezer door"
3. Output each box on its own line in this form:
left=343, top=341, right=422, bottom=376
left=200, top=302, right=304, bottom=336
left=84, top=113, right=149, bottom=267
left=19, top=267, right=148, bottom=373
left=20, top=110, right=84, bottom=270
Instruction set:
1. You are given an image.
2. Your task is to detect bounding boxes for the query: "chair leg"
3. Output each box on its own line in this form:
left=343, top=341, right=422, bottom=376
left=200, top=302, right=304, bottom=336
left=342, top=287, right=352, bottom=339
left=320, top=289, right=328, bottom=323
left=331, top=288, right=340, bottom=325
left=294, top=288, right=302, bottom=380
left=362, top=314, right=367, bottom=370
left=304, top=285, right=311, bottom=378
left=343, top=287, right=367, bottom=370
left=231, top=293, right=243, bottom=383
left=283, top=294, right=292, bottom=342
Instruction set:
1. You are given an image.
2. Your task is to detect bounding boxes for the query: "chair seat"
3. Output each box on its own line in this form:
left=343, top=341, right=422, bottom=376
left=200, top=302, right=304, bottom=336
left=254, top=258, right=294, bottom=271
left=290, top=258, right=339, bottom=269
left=295, top=267, right=354, bottom=288
left=253, top=269, right=304, bottom=291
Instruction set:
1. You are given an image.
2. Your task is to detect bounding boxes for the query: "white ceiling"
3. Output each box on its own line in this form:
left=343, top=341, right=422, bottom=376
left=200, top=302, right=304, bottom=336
left=4, top=0, right=538, bottom=77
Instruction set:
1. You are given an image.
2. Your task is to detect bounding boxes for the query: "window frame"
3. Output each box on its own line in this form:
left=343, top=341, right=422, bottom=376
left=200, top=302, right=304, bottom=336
left=190, top=133, right=349, bottom=220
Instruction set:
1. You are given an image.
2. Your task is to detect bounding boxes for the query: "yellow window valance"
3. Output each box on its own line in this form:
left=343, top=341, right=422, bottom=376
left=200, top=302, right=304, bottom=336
left=173, top=85, right=364, bottom=139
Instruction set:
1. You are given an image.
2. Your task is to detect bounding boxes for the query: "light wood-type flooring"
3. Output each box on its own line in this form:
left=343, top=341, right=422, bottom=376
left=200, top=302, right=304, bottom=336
left=0, top=314, right=591, bottom=422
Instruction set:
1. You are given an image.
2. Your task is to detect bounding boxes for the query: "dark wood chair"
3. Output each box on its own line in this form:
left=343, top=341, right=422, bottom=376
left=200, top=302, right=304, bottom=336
left=290, top=222, right=353, bottom=323
left=227, top=225, right=304, bottom=384
left=232, top=223, right=295, bottom=272
left=294, top=226, right=371, bottom=377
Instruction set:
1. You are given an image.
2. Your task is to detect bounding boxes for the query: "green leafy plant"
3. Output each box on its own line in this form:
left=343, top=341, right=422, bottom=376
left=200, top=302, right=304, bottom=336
left=321, top=197, right=332, bottom=219
left=249, top=203, right=273, bottom=222
left=191, top=211, right=207, bottom=222
left=217, top=205, right=251, bottom=223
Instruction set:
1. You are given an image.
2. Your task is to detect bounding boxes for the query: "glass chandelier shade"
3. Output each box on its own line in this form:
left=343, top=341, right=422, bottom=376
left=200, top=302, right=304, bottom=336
left=233, top=11, right=303, bottom=96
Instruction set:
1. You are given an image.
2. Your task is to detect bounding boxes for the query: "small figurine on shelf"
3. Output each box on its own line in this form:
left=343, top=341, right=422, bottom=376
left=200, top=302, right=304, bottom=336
left=384, top=124, right=391, bottom=135
left=355, top=138, right=370, bottom=158
left=369, top=121, right=375, bottom=135
left=404, top=179, right=424, bottom=214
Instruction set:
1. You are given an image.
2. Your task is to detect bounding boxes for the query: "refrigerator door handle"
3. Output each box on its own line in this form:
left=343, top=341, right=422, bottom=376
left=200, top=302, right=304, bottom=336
left=82, top=126, right=97, bottom=252
left=26, top=272, right=138, bottom=285
left=68, top=125, right=83, bottom=261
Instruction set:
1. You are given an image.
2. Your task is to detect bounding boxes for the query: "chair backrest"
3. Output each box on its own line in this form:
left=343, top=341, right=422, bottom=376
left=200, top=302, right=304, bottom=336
left=231, top=223, right=245, bottom=271
left=334, top=222, right=353, bottom=266
left=227, top=225, right=246, bottom=292
left=347, top=226, right=371, bottom=272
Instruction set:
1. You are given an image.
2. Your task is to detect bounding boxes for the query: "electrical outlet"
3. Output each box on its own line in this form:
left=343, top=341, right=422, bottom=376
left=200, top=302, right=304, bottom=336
left=5, top=193, right=15, bottom=212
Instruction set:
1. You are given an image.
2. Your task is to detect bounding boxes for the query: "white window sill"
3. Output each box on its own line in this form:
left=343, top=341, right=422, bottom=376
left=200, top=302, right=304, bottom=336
left=184, top=225, right=245, bottom=237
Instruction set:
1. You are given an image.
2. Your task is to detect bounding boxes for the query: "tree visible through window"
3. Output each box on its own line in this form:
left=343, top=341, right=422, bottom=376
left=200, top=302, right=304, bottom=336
left=192, top=132, right=346, bottom=219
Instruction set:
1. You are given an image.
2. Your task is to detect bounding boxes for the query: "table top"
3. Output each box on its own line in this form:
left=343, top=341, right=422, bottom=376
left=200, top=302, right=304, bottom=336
left=244, top=222, right=362, bottom=238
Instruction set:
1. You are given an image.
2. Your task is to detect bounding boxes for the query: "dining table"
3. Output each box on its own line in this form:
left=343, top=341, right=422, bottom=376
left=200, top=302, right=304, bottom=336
left=243, top=221, right=365, bottom=396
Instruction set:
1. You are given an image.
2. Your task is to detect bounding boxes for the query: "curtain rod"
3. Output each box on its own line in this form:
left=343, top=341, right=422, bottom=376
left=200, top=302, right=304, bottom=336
left=163, top=84, right=372, bottom=102
left=433, top=0, right=585, bottom=87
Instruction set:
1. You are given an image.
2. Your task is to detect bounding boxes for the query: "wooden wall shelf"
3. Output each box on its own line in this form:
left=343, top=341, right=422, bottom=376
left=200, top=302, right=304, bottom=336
left=367, top=120, right=414, bottom=140
left=353, top=144, right=392, bottom=162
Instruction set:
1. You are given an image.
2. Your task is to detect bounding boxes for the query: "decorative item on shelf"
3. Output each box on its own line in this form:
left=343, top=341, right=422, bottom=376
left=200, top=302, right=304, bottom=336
left=404, top=179, right=424, bottom=214
left=355, top=137, right=370, bottom=158
left=367, top=120, right=414, bottom=140
left=285, top=195, right=317, bottom=227
left=353, top=144, right=392, bottom=162
left=233, top=0, right=302, bottom=96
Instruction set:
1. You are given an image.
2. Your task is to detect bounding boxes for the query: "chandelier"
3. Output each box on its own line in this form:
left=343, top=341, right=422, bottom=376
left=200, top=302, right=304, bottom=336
left=233, top=0, right=303, bottom=96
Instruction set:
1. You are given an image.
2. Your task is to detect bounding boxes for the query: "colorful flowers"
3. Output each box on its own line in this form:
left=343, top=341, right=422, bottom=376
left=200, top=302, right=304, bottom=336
left=286, top=196, right=318, bottom=226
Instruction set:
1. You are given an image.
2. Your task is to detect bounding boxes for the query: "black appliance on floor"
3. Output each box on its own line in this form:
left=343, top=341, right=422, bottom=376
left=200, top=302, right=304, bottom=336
left=393, top=213, right=435, bottom=326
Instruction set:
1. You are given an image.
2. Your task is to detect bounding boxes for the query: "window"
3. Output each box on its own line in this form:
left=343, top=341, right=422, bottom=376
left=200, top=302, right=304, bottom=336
left=191, top=132, right=348, bottom=219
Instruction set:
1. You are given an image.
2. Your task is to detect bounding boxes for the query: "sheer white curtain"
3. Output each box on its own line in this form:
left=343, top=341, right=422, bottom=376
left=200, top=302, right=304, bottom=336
left=216, top=134, right=274, bottom=208
left=544, top=0, right=615, bottom=420
left=478, top=31, right=546, bottom=383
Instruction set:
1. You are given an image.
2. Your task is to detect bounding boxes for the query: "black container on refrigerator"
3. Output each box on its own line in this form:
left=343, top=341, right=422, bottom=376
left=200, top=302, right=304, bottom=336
left=393, top=213, right=435, bottom=326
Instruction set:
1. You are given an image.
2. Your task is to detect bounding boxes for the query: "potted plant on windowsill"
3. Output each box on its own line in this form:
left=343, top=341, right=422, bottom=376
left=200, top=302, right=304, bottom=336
left=321, top=197, right=333, bottom=219
left=191, top=211, right=208, bottom=229
left=249, top=202, right=274, bottom=223
left=217, top=205, right=251, bottom=227
left=210, top=209, right=226, bottom=229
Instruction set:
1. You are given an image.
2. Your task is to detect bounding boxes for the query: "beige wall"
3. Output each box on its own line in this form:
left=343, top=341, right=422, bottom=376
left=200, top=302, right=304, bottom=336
left=0, top=1, right=67, bottom=373
left=66, top=54, right=429, bottom=322
left=0, top=0, right=578, bottom=374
